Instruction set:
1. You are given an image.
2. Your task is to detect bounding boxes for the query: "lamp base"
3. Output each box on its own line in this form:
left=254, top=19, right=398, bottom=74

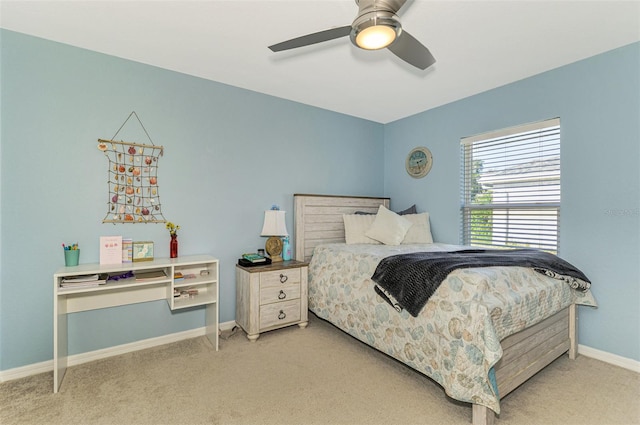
left=265, top=236, right=284, bottom=262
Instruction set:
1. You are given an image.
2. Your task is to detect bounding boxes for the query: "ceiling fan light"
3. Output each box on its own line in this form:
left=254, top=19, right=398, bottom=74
left=355, top=25, right=397, bottom=50
left=350, top=11, right=401, bottom=51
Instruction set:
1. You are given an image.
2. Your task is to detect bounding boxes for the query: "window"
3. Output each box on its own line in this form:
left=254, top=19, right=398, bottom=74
left=460, top=118, right=561, bottom=253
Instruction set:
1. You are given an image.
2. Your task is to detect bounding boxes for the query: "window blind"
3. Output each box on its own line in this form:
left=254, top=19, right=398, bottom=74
left=460, top=118, right=561, bottom=253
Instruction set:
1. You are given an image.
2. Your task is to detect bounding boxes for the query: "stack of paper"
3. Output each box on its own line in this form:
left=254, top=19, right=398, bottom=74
left=60, top=274, right=107, bottom=289
left=135, top=270, right=167, bottom=281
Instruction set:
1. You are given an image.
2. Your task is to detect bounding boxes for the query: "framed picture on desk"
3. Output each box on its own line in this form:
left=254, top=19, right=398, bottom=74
left=132, top=241, right=154, bottom=262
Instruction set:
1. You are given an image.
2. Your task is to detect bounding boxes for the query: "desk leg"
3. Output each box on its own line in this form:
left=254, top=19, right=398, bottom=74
left=205, top=302, right=219, bottom=351
left=53, top=293, right=68, bottom=393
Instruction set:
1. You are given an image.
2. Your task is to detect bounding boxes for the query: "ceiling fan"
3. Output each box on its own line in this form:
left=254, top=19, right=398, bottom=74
left=268, top=0, right=435, bottom=70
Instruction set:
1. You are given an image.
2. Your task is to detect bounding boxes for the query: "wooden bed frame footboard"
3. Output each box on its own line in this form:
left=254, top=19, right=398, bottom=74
left=472, top=304, right=577, bottom=425
left=293, top=194, right=578, bottom=425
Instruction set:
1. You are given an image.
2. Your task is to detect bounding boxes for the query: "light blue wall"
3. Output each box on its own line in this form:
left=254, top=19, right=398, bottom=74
left=384, top=42, right=640, bottom=361
left=1, top=29, right=638, bottom=372
left=0, top=30, right=384, bottom=369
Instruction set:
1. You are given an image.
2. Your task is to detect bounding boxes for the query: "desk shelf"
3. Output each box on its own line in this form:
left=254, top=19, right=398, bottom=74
left=57, top=276, right=172, bottom=295
left=53, top=254, right=219, bottom=393
left=173, top=292, right=217, bottom=309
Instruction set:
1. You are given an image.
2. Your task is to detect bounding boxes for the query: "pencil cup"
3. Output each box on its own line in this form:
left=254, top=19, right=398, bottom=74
left=64, top=249, right=80, bottom=267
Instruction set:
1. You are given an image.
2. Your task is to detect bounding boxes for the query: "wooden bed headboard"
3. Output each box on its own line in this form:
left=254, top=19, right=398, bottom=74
left=293, top=194, right=390, bottom=262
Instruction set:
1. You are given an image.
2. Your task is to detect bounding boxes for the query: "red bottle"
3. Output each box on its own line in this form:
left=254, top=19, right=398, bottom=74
left=170, top=234, right=178, bottom=258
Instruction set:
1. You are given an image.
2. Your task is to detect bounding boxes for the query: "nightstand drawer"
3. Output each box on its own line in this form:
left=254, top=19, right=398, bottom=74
left=260, top=268, right=301, bottom=288
left=260, top=299, right=300, bottom=329
left=260, top=284, right=300, bottom=305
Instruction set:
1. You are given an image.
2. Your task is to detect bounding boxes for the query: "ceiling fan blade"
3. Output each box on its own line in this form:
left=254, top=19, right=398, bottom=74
left=387, top=30, right=436, bottom=70
left=269, top=25, right=352, bottom=52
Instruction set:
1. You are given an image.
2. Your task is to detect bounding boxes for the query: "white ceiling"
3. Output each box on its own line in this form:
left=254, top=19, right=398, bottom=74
left=2, top=1, right=639, bottom=123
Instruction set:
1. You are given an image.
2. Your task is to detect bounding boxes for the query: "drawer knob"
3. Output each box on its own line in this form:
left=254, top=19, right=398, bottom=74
left=278, top=310, right=286, bottom=320
left=278, top=290, right=286, bottom=300
left=279, top=274, right=288, bottom=283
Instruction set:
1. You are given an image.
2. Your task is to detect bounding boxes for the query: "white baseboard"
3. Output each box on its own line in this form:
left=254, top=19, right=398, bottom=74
left=0, top=320, right=237, bottom=383
left=2, top=327, right=636, bottom=383
left=579, top=344, right=640, bottom=373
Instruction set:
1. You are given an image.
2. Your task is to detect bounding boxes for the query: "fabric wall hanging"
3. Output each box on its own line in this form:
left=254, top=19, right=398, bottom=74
left=98, top=112, right=167, bottom=224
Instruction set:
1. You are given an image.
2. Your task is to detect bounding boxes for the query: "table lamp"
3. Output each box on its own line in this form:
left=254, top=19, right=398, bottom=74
left=261, top=210, right=288, bottom=262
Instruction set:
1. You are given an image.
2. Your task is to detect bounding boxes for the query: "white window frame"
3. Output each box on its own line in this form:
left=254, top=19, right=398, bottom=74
left=460, top=118, right=561, bottom=253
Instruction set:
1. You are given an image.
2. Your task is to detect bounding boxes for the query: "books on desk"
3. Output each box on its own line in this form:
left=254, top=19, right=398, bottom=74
left=174, top=272, right=196, bottom=281
left=135, top=270, right=167, bottom=281
left=60, top=274, right=108, bottom=289
left=62, top=274, right=101, bottom=283
left=60, top=270, right=167, bottom=289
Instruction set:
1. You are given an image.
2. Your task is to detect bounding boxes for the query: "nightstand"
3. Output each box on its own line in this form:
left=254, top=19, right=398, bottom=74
left=235, top=260, right=308, bottom=341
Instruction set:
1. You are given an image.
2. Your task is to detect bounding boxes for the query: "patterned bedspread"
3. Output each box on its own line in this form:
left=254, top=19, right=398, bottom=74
left=308, top=243, right=597, bottom=414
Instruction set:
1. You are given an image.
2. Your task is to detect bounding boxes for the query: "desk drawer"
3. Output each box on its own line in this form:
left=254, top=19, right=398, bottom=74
left=260, top=299, right=300, bottom=329
left=260, top=268, right=301, bottom=288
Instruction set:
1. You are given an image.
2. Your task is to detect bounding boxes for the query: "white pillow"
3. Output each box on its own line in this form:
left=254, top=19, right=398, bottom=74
left=365, top=205, right=413, bottom=245
left=343, top=214, right=381, bottom=244
left=401, top=213, right=434, bottom=244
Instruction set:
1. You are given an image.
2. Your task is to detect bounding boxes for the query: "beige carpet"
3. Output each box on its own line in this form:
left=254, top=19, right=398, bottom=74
left=1, top=313, right=638, bottom=425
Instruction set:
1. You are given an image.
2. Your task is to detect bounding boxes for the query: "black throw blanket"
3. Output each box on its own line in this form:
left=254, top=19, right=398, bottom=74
left=371, top=249, right=591, bottom=317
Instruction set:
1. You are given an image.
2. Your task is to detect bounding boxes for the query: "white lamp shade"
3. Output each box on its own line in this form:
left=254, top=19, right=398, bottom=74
left=261, top=210, right=289, bottom=237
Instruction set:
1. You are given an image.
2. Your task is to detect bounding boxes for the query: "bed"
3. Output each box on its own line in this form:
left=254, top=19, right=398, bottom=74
left=293, top=194, right=597, bottom=425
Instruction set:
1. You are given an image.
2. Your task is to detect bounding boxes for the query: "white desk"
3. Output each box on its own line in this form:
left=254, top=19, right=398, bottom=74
left=53, top=254, right=218, bottom=393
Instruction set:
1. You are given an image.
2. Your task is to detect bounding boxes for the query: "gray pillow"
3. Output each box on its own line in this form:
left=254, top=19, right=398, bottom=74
left=396, top=204, right=417, bottom=215
left=355, top=204, right=417, bottom=216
